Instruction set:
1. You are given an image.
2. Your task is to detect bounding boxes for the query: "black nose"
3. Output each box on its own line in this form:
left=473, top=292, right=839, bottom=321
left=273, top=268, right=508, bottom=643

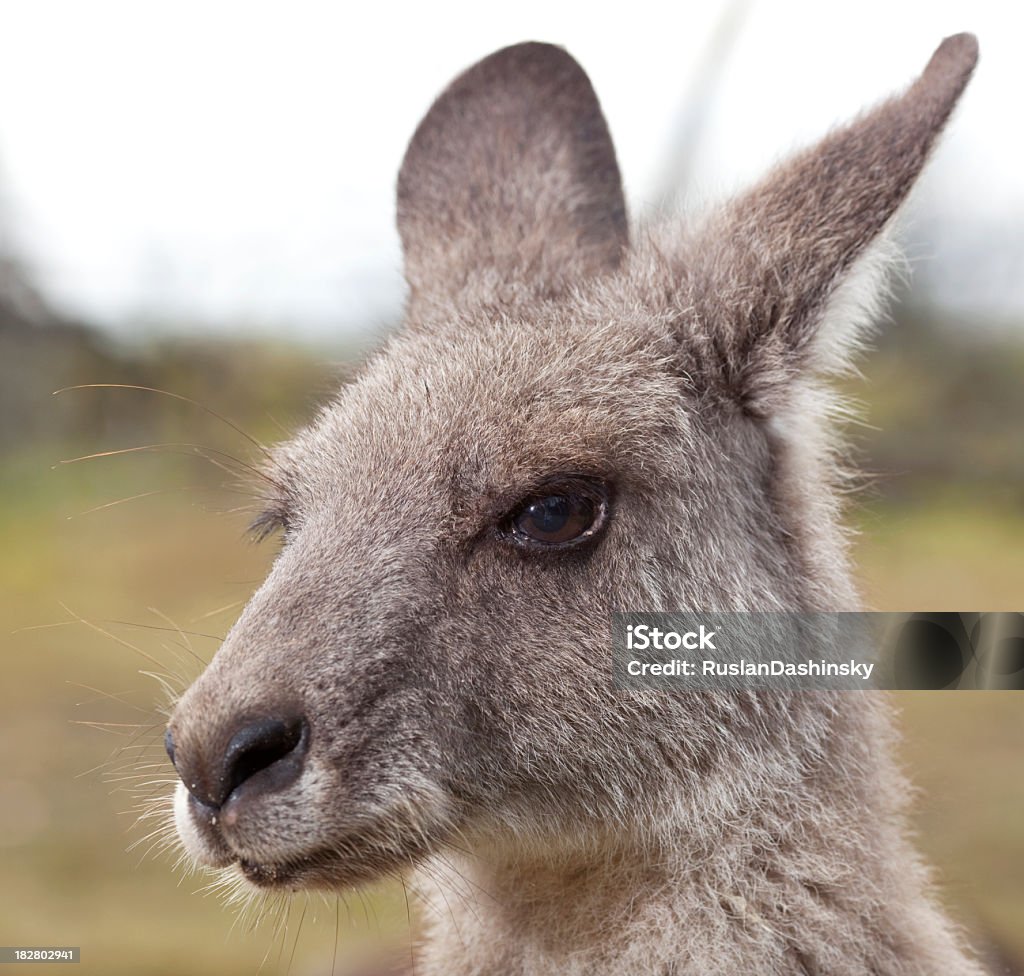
left=168, top=715, right=309, bottom=811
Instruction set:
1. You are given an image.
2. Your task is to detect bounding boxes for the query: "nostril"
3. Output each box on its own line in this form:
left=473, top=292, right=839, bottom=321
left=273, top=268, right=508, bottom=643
left=169, top=714, right=309, bottom=811
left=219, top=716, right=307, bottom=808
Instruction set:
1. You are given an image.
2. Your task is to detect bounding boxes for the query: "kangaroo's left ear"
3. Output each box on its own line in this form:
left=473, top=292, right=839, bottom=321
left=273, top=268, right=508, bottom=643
left=678, top=33, right=978, bottom=415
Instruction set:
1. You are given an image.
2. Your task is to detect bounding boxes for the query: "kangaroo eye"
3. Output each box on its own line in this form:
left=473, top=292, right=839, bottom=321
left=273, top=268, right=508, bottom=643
left=505, top=481, right=609, bottom=549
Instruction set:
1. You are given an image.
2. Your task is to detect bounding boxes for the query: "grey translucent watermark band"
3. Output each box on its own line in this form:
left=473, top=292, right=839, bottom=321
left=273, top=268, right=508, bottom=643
left=612, top=613, right=1024, bottom=690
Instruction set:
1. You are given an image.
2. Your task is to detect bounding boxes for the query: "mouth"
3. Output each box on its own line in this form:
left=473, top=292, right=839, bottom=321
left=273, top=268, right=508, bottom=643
left=231, top=835, right=425, bottom=891
left=236, top=851, right=332, bottom=889
left=196, top=810, right=445, bottom=892
left=174, top=777, right=452, bottom=892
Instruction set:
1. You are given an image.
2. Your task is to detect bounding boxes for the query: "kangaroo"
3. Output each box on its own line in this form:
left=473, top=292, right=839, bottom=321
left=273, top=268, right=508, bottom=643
left=165, top=36, right=982, bottom=975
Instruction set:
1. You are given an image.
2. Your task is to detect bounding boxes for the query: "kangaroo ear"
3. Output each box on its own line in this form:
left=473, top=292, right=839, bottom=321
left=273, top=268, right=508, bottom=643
left=681, top=33, right=978, bottom=415
left=397, top=42, right=628, bottom=317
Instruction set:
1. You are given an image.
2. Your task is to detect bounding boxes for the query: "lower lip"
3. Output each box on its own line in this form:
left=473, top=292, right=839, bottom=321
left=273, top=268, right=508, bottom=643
left=239, top=859, right=292, bottom=887
left=236, top=848, right=371, bottom=891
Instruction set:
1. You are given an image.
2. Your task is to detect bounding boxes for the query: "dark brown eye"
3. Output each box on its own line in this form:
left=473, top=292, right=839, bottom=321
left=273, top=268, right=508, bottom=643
left=506, top=482, right=609, bottom=548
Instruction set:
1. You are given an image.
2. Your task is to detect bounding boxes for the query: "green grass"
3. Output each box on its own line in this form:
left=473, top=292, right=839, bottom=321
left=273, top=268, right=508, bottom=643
left=2, top=445, right=1022, bottom=974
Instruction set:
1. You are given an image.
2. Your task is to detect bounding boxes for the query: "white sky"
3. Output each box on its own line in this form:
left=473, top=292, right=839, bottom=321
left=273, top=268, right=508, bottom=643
left=0, top=0, right=1021, bottom=339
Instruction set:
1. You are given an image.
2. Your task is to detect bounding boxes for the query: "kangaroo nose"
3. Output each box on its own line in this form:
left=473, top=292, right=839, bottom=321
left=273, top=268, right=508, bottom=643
left=167, top=715, right=309, bottom=811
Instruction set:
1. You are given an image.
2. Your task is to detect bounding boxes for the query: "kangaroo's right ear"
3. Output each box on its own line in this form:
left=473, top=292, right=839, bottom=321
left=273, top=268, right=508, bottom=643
left=675, top=33, right=978, bottom=416
left=397, top=42, right=628, bottom=319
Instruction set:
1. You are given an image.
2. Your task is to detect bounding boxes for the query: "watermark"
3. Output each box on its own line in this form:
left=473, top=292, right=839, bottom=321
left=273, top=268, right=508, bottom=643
left=612, top=612, right=1024, bottom=690
left=0, top=948, right=79, bottom=964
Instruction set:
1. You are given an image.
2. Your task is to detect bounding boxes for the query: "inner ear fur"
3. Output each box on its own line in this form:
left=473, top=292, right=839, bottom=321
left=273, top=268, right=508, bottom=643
left=397, top=42, right=629, bottom=318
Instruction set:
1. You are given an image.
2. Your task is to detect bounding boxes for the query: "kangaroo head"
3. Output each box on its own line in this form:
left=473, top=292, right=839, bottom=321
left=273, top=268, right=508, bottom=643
left=166, top=38, right=977, bottom=891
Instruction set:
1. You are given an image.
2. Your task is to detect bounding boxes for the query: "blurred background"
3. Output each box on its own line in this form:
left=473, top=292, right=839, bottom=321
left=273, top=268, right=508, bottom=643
left=1, top=1, right=1021, bottom=973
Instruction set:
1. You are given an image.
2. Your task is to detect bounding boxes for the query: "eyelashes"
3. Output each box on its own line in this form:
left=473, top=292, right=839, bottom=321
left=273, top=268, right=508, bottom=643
left=248, top=504, right=291, bottom=543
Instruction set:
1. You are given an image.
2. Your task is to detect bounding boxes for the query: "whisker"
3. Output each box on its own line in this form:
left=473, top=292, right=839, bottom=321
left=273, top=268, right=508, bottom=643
left=72, top=720, right=153, bottom=729
left=400, top=876, right=418, bottom=976
left=55, top=442, right=280, bottom=491
left=274, top=898, right=292, bottom=974
left=58, top=602, right=186, bottom=684
left=105, top=618, right=223, bottom=647
left=148, top=607, right=207, bottom=668
left=332, top=897, right=340, bottom=976
left=67, top=681, right=153, bottom=713
left=71, top=720, right=138, bottom=735
left=191, top=600, right=246, bottom=623
left=257, top=898, right=289, bottom=974
left=11, top=620, right=78, bottom=635
left=52, top=383, right=272, bottom=459
left=68, top=483, right=257, bottom=520
left=285, top=895, right=308, bottom=976
left=76, top=748, right=155, bottom=780
left=70, top=488, right=187, bottom=518
left=139, top=669, right=185, bottom=705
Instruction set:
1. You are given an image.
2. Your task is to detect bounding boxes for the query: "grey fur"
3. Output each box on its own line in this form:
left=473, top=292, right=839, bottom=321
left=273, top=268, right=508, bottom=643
left=167, top=36, right=983, bottom=975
